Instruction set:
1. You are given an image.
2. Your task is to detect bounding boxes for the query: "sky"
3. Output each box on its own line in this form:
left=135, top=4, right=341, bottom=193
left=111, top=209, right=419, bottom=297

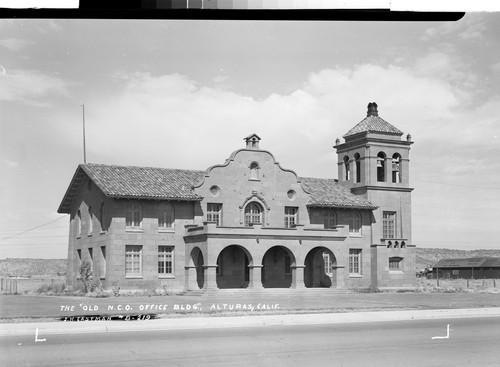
left=1, top=13, right=500, bottom=258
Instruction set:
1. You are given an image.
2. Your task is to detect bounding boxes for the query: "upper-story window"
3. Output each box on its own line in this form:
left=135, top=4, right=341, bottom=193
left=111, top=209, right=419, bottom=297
left=383, top=211, right=396, bottom=239
left=392, top=154, right=401, bottom=183
left=323, top=210, right=336, bottom=229
left=348, top=211, right=361, bottom=235
left=126, top=202, right=142, bottom=230
left=88, top=207, right=93, bottom=235
left=284, top=207, right=298, bottom=228
left=354, top=153, right=361, bottom=183
left=245, top=202, right=263, bottom=226
left=377, top=152, right=386, bottom=182
left=343, top=156, right=350, bottom=181
left=158, top=203, right=175, bottom=231
left=207, top=203, right=222, bottom=226
left=249, top=162, right=260, bottom=180
left=77, top=210, right=82, bottom=237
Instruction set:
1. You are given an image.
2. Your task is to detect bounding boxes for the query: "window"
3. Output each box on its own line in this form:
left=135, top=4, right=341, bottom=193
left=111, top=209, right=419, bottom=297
left=284, top=254, right=291, bottom=274
left=392, top=154, right=401, bottom=183
left=323, top=210, right=336, bottom=229
left=323, top=252, right=333, bottom=276
left=207, top=203, right=222, bottom=225
left=125, top=245, right=142, bottom=277
left=159, top=203, right=175, bottom=231
left=348, top=211, right=361, bottom=234
left=349, top=249, right=362, bottom=275
left=245, top=202, right=263, bottom=226
left=100, top=203, right=106, bottom=232
left=354, top=153, right=361, bottom=183
left=389, top=257, right=403, bottom=270
left=158, top=246, right=174, bottom=276
left=383, top=212, right=396, bottom=239
left=77, top=210, right=82, bottom=237
left=100, top=246, right=106, bottom=279
left=126, top=202, right=142, bottom=229
left=343, top=156, right=350, bottom=181
left=249, top=162, right=260, bottom=180
left=88, top=207, right=93, bottom=235
left=284, top=207, right=298, bottom=228
left=377, top=152, right=386, bottom=182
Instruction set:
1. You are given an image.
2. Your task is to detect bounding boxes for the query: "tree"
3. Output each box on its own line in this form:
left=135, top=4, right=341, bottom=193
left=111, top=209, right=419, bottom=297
left=79, top=260, right=93, bottom=293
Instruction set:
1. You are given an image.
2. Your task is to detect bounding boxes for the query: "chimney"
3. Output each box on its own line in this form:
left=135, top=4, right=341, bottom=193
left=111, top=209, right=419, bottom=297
left=367, top=102, right=378, bottom=117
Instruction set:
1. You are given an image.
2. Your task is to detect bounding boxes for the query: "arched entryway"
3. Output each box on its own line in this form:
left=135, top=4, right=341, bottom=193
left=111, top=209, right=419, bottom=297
left=261, top=246, right=295, bottom=288
left=188, top=247, right=204, bottom=289
left=304, top=247, right=336, bottom=288
left=216, top=245, right=251, bottom=289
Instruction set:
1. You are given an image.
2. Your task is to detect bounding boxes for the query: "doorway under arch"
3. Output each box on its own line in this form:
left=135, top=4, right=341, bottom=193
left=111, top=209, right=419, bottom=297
left=261, top=246, right=295, bottom=288
left=216, top=245, right=251, bottom=289
left=304, top=247, right=337, bottom=288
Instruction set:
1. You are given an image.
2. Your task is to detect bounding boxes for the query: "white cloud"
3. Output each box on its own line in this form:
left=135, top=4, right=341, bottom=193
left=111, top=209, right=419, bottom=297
left=0, top=38, right=31, bottom=51
left=0, top=69, right=69, bottom=106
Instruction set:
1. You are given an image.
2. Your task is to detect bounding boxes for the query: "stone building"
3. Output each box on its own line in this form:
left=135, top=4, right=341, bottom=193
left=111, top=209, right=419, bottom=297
left=58, top=102, right=415, bottom=293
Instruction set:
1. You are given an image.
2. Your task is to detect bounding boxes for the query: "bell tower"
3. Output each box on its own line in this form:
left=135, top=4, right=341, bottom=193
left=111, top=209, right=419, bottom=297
left=334, top=102, right=415, bottom=288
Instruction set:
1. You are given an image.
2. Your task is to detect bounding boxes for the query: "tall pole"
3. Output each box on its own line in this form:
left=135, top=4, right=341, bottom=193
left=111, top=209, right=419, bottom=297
left=81, top=103, right=87, bottom=164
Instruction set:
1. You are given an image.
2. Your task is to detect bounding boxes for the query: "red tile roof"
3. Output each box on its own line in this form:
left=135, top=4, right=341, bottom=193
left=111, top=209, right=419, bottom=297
left=343, top=115, right=403, bottom=138
left=58, top=164, right=377, bottom=213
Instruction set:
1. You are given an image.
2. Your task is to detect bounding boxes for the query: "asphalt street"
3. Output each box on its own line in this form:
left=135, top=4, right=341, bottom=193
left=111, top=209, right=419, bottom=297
left=1, top=316, right=499, bottom=367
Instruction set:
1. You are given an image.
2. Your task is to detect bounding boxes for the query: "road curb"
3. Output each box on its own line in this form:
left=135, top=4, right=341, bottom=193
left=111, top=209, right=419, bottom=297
left=1, top=307, right=500, bottom=336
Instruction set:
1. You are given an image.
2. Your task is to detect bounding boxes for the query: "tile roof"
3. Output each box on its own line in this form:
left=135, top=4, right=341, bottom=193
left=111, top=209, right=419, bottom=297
left=300, top=177, right=377, bottom=210
left=343, top=115, right=403, bottom=138
left=58, top=164, right=377, bottom=213
left=433, top=257, right=500, bottom=268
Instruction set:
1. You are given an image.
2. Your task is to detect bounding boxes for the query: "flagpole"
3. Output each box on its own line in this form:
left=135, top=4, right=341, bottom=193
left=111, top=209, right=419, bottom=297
left=81, top=103, right=87, bottom=164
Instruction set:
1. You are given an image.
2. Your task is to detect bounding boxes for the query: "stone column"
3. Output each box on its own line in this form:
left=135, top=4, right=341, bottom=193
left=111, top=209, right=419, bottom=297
left=203, top=265, right=218, bottom=291
left=248, top=265, right=264, bottom=290
left=333, top=265, right=346, bottom=289
left=184, top=266, right=198, bottom=291
left=291, top=265, right=306, bottom=289
left=385, top=157, right=391, bottom=183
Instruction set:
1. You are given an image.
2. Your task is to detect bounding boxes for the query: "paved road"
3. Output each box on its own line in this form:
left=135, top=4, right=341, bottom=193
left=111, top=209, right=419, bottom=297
left=1, top=316, right=499, bottom=366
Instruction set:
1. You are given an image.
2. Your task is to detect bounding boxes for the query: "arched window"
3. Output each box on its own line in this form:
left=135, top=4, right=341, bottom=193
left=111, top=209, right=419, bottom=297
left=77, top=210, right=82, bottom=237
left=324, top=210, right=336, bottom=229
left=377, top=152, right=386, bottom=182
left=159, top=203, right=175, bottom=230
left=348, top=211, right=361, bottom=234
left=244, top=202, right=263, bottom=226
left=343, top=156, right=350, bottom=181
left=126, top=202, right=142, bottom=229
left=88, top=207, right=93, bottom=235
left=100, top=203, right=105, bottom=232
left=354, top=153, right=361, bottom=183
left=392, top=153, right=401, bottom=183
left=249, top=162, right=260, bottom=180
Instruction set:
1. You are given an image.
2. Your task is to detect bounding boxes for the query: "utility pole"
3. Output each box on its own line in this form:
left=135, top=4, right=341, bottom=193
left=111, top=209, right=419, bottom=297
left=81, top=102, right=87, bottom=164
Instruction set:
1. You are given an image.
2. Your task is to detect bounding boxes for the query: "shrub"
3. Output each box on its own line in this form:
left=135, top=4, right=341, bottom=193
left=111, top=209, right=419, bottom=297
left=36, top=282, right=66, bottom=295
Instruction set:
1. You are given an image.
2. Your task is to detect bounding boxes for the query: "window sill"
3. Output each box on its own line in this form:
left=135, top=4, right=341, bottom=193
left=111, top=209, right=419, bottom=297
left=248, top=178, right=261, bottom=182
left=158, top=229, right=175, bottom=233
left=126, top=228, right=143, bottom=233
left=389, top=270, right=404, bottom=274
left=349, top=274, right=363, bottom=278
left=159, top=275, right=175, bottom=279
left=348, top=234, right=362, bottom=238
left=125, top=275, right=143, bottom=279
left=87, top=233, right=93, bottom=237
left=100, top=230, right=107, bottom=235
left=76, top=235, right=81, bottom=239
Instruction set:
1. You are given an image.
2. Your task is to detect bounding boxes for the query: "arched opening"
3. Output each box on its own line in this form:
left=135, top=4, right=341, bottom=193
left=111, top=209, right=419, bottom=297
left=304, top=247, right=337, bottom=288
left=343, top=156, right=350, bottom=181
left=354, top=153, right=361, bottom=183
left=261, top=246, right=294, bottom=288
left=249, top=162, right=260, bottom=180
left=216, top=245, right=251, bottom=289
left=244, top=202, right=263, bottom=226
left=377, top=152, right=386, bottom=182
left=392, top=153, right=401, bottom=183
left=189, top=247, right=204, bottom=289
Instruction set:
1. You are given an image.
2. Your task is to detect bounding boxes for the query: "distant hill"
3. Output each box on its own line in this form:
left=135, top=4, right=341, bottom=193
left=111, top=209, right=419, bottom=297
left=1, top=249, right=500, bottom=276
left=415, top=248, right=500, bottom=270
left=0, top=258, right=66, bottom=277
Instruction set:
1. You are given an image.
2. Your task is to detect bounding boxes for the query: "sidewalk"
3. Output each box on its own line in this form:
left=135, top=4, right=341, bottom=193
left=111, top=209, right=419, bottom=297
left=2, top=307, right=500, bottom=336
